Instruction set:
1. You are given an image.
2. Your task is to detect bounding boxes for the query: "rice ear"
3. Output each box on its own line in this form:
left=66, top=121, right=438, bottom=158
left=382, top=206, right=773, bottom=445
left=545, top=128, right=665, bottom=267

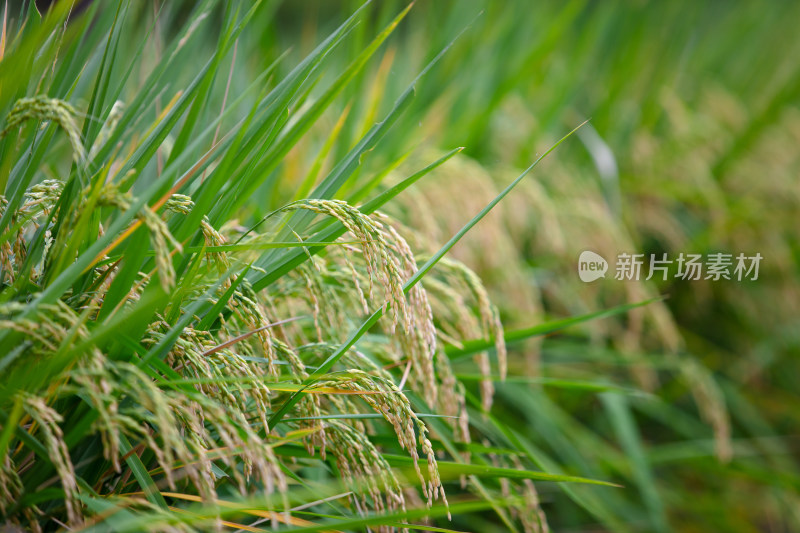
left=2, top=96, right=86, bottom=163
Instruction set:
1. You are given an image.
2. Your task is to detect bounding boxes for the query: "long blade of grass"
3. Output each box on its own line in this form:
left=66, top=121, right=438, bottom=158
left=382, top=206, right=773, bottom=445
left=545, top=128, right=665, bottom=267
left=445, top=297, right=663, bottom=360
left=384, top=454, right=621, bottom=487
left=118, top=434, right=168, bottom=510
left=601, top=392, right=669, bottom=533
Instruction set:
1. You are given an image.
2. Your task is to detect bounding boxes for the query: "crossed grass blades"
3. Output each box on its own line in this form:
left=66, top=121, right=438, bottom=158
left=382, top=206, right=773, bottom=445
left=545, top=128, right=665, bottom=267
left=0, top=2, right=617, bottom=532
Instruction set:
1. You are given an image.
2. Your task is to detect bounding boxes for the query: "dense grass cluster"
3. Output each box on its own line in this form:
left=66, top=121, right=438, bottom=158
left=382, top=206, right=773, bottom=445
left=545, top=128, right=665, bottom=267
left=0, top=1, right=798, bottom=532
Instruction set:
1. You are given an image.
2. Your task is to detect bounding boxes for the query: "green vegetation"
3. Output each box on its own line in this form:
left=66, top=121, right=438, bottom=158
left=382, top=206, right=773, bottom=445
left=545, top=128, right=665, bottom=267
left=1, top=1, right=798, bottom=531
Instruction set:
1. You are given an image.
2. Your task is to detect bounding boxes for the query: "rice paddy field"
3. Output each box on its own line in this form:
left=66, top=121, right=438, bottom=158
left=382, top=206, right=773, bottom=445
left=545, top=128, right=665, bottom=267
left=1, top=1, right=799, bottom=531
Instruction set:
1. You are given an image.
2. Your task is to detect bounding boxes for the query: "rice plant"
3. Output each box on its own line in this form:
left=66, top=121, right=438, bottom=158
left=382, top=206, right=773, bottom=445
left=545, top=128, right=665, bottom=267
left=1, top=1, right=798, bottom=532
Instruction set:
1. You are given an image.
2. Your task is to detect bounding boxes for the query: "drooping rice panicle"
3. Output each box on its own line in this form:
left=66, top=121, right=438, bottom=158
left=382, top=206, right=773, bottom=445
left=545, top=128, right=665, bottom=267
left=1, top=96, right=86, bottom=162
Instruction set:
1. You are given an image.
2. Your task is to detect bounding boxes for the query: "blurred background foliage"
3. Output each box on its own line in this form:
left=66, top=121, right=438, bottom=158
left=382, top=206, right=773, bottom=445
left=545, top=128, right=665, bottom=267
left=258, top=1, right=800, bottom=530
